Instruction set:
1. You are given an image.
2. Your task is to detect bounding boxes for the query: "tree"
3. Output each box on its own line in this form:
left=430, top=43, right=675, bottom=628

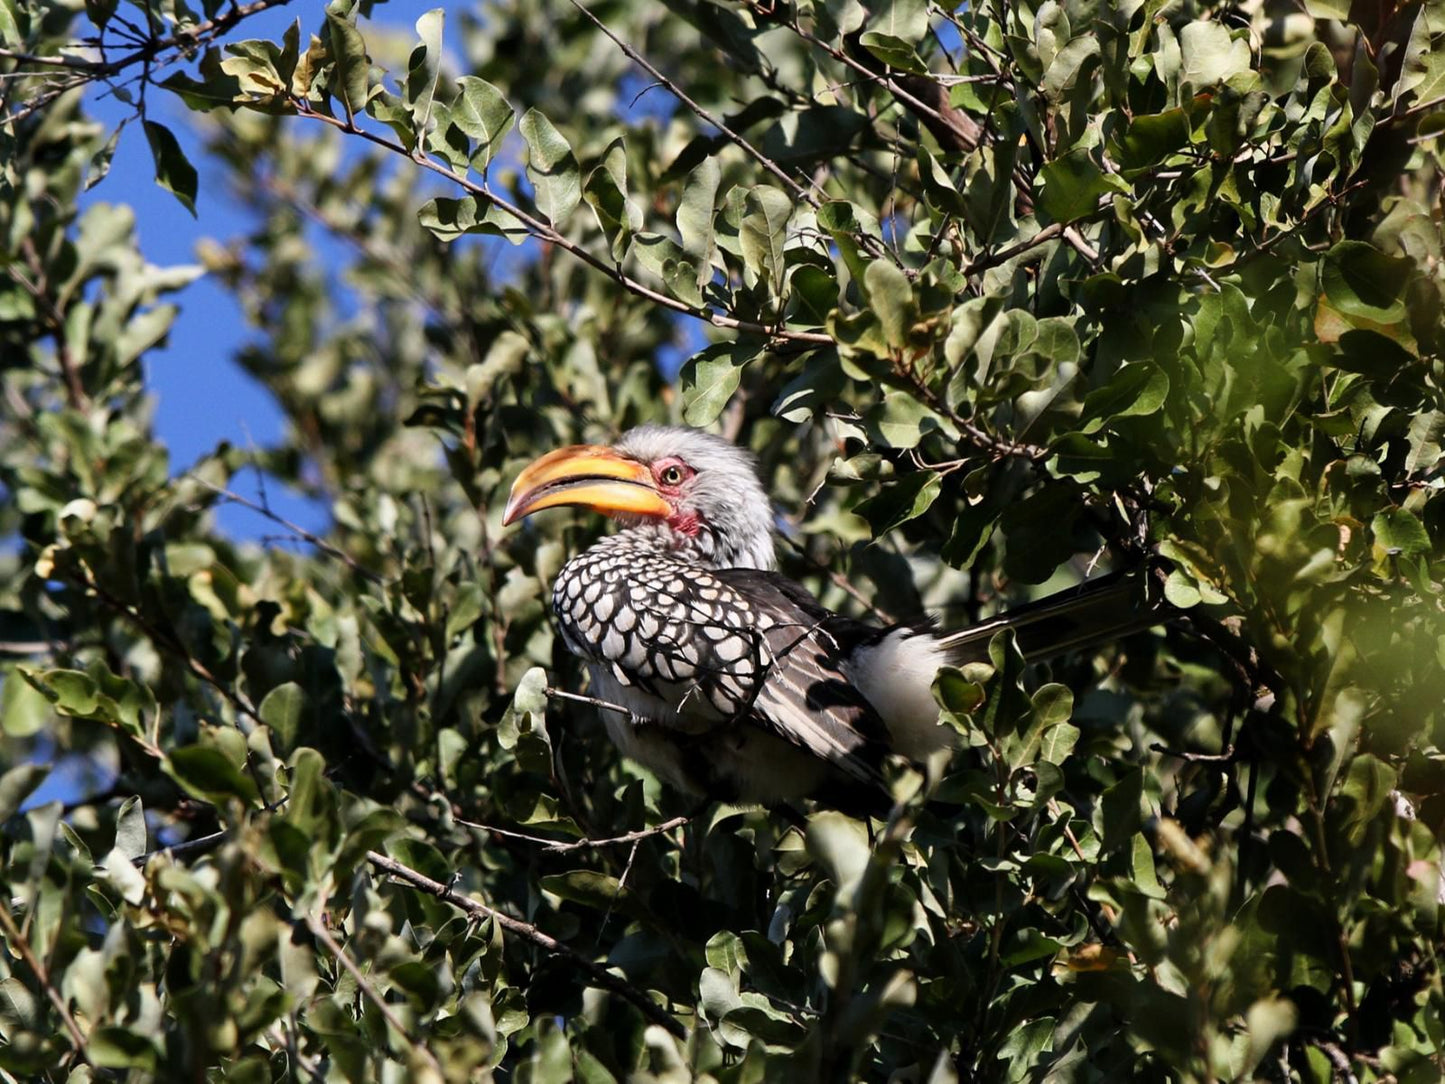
left=1, top=0, right=1442, bottom=1078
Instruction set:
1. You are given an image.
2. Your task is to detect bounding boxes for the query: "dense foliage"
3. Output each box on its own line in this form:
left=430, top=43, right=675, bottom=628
left=2, top=0, right=1443, bottom=1079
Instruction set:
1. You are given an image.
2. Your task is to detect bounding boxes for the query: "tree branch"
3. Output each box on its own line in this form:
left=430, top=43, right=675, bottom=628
left=0, top=0, right=295, bottom=125
left=0, top=905, right=93, bottom=1069
left=364, top=849, right=688, bottom=1038
left=187, top=475, right=384, bottom=584
left=457, top=813, right=691, bottom=855
left=290, top=100, right=834, bottom=348
left=306, top=914, right=445, bottom=1077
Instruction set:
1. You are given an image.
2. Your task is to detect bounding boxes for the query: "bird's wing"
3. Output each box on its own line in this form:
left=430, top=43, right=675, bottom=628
left=552, top=546, right=892, bottom=790
left=708, top=568, right=892, bottom=789
left=937, top=568, right=1159, bottom=664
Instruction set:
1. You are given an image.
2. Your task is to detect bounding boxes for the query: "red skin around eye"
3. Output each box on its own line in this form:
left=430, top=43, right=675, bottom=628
left=651, top=458, right=700, bottom=536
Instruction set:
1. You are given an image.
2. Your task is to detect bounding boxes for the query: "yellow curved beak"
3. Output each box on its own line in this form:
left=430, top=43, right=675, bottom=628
left=502, top=444, right=671, bottom=525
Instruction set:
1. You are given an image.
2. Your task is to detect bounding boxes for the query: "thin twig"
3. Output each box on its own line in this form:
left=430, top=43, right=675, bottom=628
left=306, top=914, right=446, bottom=1077
left=567, top=0, right=813, bottom=207
left=544, top=686, right=633, bottom=716
left=963, top=221, right=1064, bottom=274
left=0, top=905, right=93, bottom=1068
left=566, top=0, right=906, bottom=271
left=290, top=100, right=833, bottom=348
left=188, top=475, right=383, bottom=583
left=458, top=813, right=691, bottom=854
left=0, top=0, right=294, bottom=126
left=133, top=827, right=229, bottom=865
left=1150, top=743, right=1235, bottom=764
left=68, top=568, right=260, bottom=732
left=268, top=1023, right=325, bottom=1081
left=364, top=849, right=688, bottom=1038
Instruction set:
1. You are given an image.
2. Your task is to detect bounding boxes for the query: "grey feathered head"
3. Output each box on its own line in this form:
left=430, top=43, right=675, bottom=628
left=503, top=424, right=777, bottom=570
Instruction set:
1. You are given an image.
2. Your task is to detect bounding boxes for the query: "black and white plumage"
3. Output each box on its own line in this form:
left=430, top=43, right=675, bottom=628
left=504, top=425, right=1152, bottom=806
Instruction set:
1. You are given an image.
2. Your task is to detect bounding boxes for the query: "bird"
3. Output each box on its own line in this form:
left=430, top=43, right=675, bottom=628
left=503, top=424, right=1157, bottom=809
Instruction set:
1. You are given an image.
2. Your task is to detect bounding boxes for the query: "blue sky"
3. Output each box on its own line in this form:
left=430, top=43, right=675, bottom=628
left=81, top=3, right=323, bottom=536
left=80, top=2, right=561, bottom=538
left=83, top=3, right=702, bottom=541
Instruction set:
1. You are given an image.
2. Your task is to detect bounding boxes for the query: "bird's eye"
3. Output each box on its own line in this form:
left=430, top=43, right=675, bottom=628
left=659, top=464, right=685, bottom=486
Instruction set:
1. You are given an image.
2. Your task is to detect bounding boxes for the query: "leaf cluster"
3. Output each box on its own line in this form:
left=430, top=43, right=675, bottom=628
left=0, top=0, right=1442, bottom=1080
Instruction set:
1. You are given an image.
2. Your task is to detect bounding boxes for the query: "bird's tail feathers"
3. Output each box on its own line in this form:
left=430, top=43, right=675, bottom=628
left=937, top=570, right=1162, bottom=666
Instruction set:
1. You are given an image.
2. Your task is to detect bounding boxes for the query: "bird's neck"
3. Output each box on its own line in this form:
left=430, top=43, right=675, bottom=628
left=610, top=519, right=776, bottom=571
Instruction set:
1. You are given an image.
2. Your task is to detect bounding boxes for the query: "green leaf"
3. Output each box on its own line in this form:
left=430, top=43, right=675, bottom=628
left=678, top=157, right=720, bottom=297
left=680, top=342, right=749, bottom=426
left=864, top=392, right=945, bottom=449
left=166, top=746, right=262, bottom=807
left=1043, top=36, right=1101, bottom=102
left=1078, top=363, right=1169, bottom=433
left=583, top=137, right=640, bottom=263
left=445, top=76, right=515, bottom=173
left=24, top=668, right=100, bottom=717
left=282, top=747, right=339, bottom=849
left=1244, top=996, right=1299, bottom=1074
left=511, top=666, right=548, bottom=716
left=806, top=811, right=870, bottom=902
left=917, top=146, right=968, bottom=216
left=88, top=1025, right=159, bottom=1070
left=1129, top=832, right=1165, bottom=898
left=705, top=931, right=749, bottom=976
left=404, top=8, right=444, bottom=133
left=1, top=669, right=50, bottom=737
left=1036, top=149, right=1114, bottom=223
left=935, top=667, right=986, bottom=718
left=678, top=158, right=720, bottom=260
left=1179, top=21, right=1252, bottom=88
left=114, top=795, right=146, bottom=859
left=633, top=230, right=703, bottom=306
left=739, top=185, right=793, bottom=295
left=858, top=31, right=928, bottom=73
left=85, top=121, right=124, bottom=189
left=1039, top=721, right=1079, bottom=765
left=1110, top=108, right=1192, bottom=173
left=0, top=763, right=49, bottom=822
left=1099, top=767, right=1143, bottom=853
left=1321, top=241, right=1411, bottom=324
left=325, top=11, right=370, bottom=120
left=101, top=846, right=146, bottom=905
left=520, top=108, right=581, bottom=227
left=417, top=195, right=527, bottom=244
left=142, top=121, right=197, bottom=216
left=259, top=682, right=308, bottom=752
left=868, top=0, right=928, bottom=40
left=540, top=870, right=648, bottom=921
left=1372, top=508, right=1431, bottom=556
left=1339, top=754, right=1397, bottom=842
left=997, top=1017, right=1054, bottom=1063
left=863, top=259, right=916, bottom=351
left=855, top=471, right=941, bottom=536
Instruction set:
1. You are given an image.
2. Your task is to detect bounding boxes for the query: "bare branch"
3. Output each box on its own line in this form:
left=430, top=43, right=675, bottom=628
left=365, top=849, right=689, bottom=1038
left=67, top=567, right=260, bottom=737
left=458, top=813, right=691, bottom=854
left=291, top=101, right=834, bottom=348
left=567, top=0, right=816, bottom=206
left=0, top=0, right=295, bottom=125
left=188, top=475, right=384, bottom=584
left=306, top=914, right=446, bottom=1077
left=0, top=905, right=93, bottom=1069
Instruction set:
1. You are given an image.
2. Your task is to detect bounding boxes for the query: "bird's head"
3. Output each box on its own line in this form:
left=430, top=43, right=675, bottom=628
left=502, top=424, right=776, bottom=570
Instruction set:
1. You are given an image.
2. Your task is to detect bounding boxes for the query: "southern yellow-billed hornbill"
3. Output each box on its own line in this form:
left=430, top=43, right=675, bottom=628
left=504, top=425, right=1155, bottom=807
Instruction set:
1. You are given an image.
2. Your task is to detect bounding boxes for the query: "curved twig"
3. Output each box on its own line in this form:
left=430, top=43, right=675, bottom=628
left=364, top=849, right=689, bottom=1038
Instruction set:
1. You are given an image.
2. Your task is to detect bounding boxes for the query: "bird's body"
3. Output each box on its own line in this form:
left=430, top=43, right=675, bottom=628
left=549, top=530, right=936, bottom=803
left=505, top=425, right=1153, bottom=806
